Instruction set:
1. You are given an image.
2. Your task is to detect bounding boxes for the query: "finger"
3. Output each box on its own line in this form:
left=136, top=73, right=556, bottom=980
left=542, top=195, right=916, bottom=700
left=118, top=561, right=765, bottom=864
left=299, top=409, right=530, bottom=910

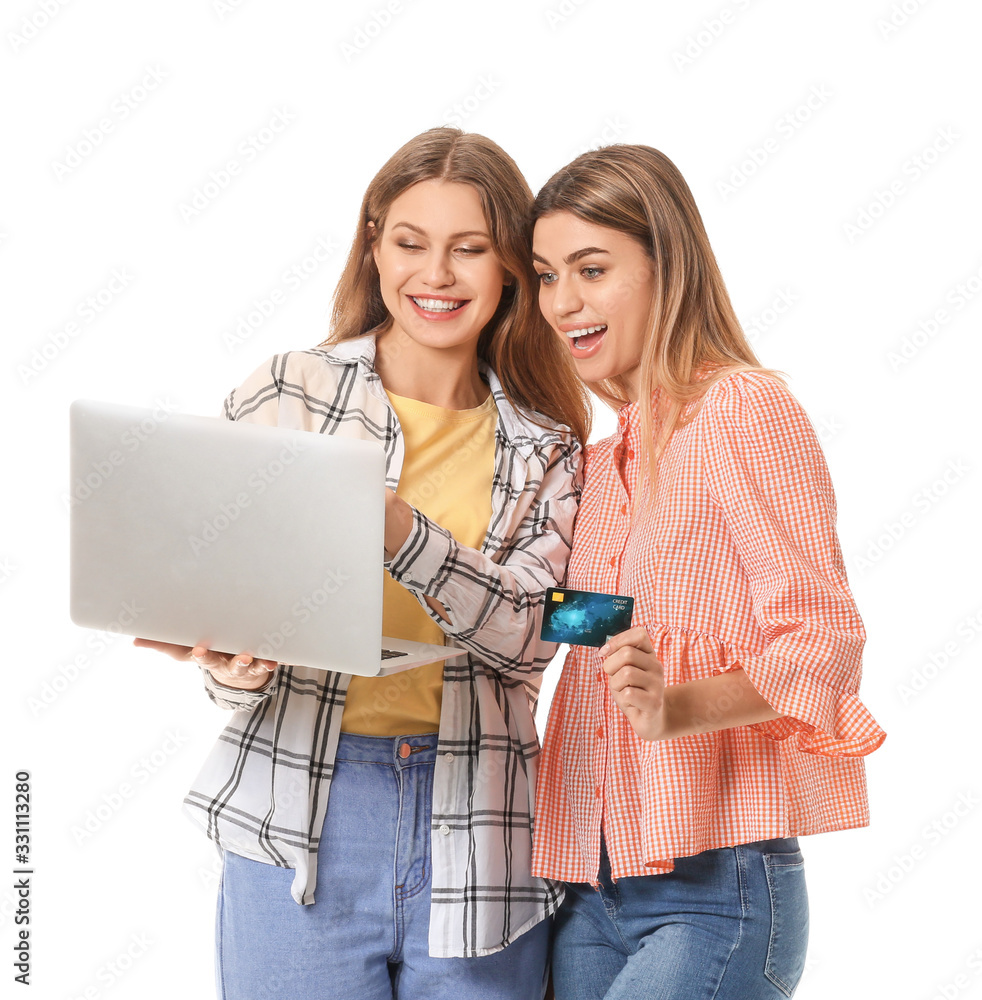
left=190, top=646, right=233, bottom=669
left=606, top=664, right=657, bottom=695
left=598, top=626, right=652, bottom=657
left=600, top=644, right=658, bottom=676
left=225, top=653, right=278, bottom=677
left=133, top=637, right=194, bottom=659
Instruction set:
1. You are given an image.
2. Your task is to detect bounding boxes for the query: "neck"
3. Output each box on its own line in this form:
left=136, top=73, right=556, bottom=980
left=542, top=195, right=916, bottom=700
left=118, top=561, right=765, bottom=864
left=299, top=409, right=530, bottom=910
left=374, top=325, right=488, bottom=409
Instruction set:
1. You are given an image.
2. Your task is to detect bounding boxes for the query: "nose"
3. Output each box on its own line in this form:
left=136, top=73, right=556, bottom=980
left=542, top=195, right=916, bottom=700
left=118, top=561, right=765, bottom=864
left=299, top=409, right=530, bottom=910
left=419, top=250, right=455, bottom=289
left=549, top=276, right=583, bottom=319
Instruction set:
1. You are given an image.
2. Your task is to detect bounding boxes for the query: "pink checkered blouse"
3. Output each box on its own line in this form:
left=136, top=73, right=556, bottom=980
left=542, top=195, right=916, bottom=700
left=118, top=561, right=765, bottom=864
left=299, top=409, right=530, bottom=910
left=532, top=371, right=885, bottom=884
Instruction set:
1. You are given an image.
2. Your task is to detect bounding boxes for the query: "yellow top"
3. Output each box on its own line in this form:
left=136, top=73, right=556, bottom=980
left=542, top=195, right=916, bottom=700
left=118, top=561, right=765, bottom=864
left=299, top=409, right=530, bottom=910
left=340, top=387, right=497, bottom=736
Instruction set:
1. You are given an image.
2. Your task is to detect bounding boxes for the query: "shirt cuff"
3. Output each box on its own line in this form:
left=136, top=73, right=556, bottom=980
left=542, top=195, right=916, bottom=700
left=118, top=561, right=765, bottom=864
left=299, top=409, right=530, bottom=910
left=386, top=506, right=456, bottom=598
left=201, top=666, right=279, bottom=709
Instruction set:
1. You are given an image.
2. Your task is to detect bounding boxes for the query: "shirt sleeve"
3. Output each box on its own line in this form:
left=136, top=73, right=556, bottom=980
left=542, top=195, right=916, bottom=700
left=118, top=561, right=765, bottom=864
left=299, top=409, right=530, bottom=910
left=200, top=666, right=281, bottom=710
left=386, top=435, right=582, bottom=685
left=702, top=373, right=885, bottom=757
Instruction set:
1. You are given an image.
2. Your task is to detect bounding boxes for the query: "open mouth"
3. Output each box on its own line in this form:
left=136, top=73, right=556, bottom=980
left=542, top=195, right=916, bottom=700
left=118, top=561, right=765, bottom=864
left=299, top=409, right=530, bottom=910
left=409, top=296, right=468, bottom=314
left=567, top=324, right=607, bottom=351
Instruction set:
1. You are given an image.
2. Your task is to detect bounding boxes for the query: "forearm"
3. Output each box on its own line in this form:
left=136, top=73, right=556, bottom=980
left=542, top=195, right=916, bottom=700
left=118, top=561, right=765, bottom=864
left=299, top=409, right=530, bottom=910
left=660, top=668, right=782, bottom=740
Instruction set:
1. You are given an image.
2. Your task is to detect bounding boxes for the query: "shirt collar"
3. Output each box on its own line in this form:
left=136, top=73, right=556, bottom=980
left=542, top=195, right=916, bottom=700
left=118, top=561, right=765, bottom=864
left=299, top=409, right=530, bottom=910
left=319, top=333, right=565, bottom=449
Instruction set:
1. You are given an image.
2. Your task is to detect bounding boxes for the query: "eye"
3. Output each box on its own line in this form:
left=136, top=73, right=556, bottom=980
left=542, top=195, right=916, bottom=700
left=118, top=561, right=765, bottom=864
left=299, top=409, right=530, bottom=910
left=582, top=266, right=604, bottom=279
left=536, top=271, right=557, bottom=285
left=397, top=241, right=424, bottom=252
left=455, top=246, right=487, bottom=256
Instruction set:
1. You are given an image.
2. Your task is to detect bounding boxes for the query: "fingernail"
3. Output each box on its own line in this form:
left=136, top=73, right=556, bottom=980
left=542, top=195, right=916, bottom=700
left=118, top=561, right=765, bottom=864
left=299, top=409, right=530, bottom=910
left=234, top=658, right=250, bottom=668
left=598, top=644, right=610, bottom=656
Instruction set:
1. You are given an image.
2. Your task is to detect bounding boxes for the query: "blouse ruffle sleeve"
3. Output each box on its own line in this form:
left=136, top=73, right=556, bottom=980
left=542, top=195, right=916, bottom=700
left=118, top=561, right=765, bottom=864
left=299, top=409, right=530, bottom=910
left=701, top=373, right=885, bottom=757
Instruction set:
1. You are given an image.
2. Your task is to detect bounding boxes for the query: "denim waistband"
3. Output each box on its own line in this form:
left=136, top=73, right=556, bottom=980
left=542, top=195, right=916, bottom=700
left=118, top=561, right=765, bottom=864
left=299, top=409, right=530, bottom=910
left=335, top=732, right=440, bottom=768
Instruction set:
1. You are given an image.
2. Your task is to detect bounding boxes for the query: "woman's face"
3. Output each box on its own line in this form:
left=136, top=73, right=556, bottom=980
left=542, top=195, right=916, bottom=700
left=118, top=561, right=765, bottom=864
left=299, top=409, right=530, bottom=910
left=372, top=179, right=508, bottom=357
left=533, top=211, right=655, bottom=400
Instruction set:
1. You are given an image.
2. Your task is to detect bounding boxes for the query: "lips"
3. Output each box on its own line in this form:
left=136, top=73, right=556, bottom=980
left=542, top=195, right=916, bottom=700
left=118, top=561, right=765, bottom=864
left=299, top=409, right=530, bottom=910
left=405, top=295, right=471, bottom=323
left=565, top=324, right=607, bottom=352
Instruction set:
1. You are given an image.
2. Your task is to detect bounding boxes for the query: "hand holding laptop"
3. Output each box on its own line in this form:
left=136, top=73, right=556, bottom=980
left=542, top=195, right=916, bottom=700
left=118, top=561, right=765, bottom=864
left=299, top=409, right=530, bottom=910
left=133, top=637, right=278, bottom=690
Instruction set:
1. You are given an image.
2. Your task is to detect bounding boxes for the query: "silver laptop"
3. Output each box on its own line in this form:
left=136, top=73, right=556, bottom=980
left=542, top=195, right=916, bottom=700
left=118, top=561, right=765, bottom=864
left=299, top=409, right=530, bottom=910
left=69, top=399, right=461, bottom=676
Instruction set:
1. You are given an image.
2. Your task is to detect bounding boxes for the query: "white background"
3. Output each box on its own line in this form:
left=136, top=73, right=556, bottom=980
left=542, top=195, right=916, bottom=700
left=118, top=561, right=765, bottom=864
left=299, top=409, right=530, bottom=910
left=3, top=0, right=980, bottom=997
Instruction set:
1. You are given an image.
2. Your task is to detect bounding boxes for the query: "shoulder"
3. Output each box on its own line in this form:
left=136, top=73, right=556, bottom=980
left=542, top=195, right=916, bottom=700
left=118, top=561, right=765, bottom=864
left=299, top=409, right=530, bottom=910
left=483, top=365, right=580, bottom=458
left=699, top=369, right=810, bottom=430
left=237, top=340, right=373, bottom=395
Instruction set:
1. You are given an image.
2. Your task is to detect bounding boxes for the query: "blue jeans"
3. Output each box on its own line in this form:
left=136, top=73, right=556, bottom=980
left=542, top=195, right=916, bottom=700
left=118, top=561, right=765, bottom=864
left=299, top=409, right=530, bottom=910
left=215, top=733, right=549, bottom=1000
left=552, top=837, right=808, bottom=1000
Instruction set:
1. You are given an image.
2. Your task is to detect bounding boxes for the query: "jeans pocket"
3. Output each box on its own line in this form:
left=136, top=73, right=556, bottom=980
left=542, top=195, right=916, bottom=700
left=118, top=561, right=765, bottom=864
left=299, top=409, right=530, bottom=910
left=762, top=850, right=809, bottom=997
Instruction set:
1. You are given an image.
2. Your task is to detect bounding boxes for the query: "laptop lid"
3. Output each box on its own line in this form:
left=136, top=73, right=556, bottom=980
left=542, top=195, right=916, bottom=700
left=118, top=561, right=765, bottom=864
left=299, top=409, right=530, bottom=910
left=69, top=400, right=456, bottom=676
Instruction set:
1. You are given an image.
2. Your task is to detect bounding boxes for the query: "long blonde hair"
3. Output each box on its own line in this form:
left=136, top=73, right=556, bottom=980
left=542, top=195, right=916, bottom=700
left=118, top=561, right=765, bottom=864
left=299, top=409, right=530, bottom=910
left=533, top=144, right=781, bottom=492
left=323, top=127, right=591, bottom=445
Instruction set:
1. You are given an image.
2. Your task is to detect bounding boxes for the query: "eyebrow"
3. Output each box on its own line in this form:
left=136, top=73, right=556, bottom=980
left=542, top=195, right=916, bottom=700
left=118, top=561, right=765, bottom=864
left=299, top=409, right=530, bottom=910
left=532, top=247, right=611, bottom=266
left=390, top=222, right=490, bottom=240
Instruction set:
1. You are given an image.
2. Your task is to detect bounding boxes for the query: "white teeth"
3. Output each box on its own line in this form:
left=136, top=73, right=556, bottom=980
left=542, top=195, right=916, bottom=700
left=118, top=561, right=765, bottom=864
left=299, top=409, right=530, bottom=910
left=411, top=296, right=464, bottom=312
left=567, top=324, right=607, bottom=338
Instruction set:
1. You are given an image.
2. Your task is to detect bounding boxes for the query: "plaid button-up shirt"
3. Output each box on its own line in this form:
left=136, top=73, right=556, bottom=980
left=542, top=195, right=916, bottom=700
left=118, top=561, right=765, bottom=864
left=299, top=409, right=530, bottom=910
left=184, top=335, right=581, bottom=958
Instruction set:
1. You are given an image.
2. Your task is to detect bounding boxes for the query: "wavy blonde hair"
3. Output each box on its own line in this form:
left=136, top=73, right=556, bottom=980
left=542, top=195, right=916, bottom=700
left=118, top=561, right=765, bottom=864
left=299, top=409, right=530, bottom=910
left=533, top=144, right=782, bottom=496
left=322, top=127, right=591, bottom=445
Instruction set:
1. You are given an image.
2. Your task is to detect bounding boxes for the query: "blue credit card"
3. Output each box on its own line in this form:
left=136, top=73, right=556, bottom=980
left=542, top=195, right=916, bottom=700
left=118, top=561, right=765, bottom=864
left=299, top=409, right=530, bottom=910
left=540, top=587, right=635, bottom=647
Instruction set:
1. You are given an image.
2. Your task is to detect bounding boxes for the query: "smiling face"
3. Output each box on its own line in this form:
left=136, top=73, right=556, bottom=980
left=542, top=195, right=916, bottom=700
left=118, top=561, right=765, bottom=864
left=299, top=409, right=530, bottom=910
left=371, top=179, right=508, bottom=358
left=532, top=211, right=656, bottom=401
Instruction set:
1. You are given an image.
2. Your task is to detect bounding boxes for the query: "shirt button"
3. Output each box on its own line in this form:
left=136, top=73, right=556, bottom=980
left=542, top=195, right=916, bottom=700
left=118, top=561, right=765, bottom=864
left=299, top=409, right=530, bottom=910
left=608, top=556, right=617, bottom=567
left=620, top=504, right=628, bottom=515
left=596, top=726, right=604, bottom=739
left=444, top=752, right=455, bottom=762
left=626, top=449, right=635, bottom=459
left=439, top=824, right=451, bottom=836
left=594, top=786, right=602, bottom=798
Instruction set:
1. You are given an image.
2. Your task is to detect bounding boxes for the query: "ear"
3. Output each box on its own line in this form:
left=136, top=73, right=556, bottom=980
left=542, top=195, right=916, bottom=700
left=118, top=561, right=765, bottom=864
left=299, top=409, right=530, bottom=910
left=367, top=220, right=379, bottom=266
left=502, top=272, right=515, bottom=287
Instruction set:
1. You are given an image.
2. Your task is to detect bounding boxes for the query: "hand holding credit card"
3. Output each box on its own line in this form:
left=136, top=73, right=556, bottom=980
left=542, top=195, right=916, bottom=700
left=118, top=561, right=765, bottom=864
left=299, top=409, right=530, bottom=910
left=540, top=587, right=635, bottom=647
